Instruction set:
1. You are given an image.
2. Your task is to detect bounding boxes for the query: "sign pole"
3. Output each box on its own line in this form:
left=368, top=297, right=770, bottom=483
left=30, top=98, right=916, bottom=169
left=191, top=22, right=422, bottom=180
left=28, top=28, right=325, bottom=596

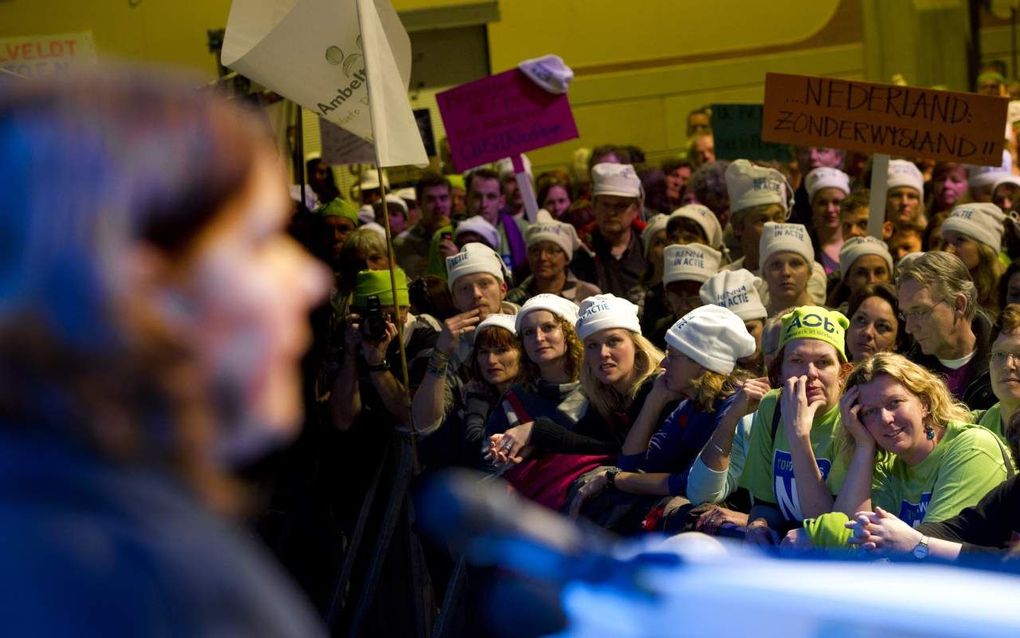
left=867, top=153, right=890, bottom=240
left=512, top=153, right=539, bottom=222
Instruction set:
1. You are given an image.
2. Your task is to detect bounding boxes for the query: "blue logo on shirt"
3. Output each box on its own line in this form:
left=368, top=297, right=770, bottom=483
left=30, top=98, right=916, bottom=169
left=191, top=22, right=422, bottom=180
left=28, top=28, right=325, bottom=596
left=773, top=450, right=831, bottom=521
left=898, top=493, right=932, bottom=528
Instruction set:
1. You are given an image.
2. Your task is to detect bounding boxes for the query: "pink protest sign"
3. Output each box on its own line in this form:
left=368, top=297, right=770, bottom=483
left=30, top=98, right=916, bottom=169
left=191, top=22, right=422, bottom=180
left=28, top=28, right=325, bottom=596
left=437, top=68, right=579, bottom=172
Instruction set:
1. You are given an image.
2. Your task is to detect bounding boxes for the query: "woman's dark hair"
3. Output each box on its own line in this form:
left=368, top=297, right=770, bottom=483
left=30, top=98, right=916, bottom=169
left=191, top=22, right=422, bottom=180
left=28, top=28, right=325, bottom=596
left=845, top=282, right=910, bottom=354
left=306, top=156, right=340, bottom=202
left=467, top=325, right=524, bottom=389
left=0, top=67, right=274, bottom=505
left=536, top=172, right=573, bottom=206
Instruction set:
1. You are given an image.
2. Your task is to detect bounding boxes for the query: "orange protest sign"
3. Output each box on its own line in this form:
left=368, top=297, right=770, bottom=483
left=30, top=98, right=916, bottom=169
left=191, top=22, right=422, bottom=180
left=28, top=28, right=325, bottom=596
left=762, top=73, right=1008, bottom=166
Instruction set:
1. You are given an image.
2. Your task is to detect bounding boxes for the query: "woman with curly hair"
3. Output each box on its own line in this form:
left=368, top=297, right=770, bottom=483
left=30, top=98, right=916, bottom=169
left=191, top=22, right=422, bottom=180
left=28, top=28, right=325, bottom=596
left=484, top=295, right=595, bottom=509
left=940, top=202, right=1008, bottom=317
left=568, top=305, right=757, bottom=533
left=816, top=353, right=1011, bottom=552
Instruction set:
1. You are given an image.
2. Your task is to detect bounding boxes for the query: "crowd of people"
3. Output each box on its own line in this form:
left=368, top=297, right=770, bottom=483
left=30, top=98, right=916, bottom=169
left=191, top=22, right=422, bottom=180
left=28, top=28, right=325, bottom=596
left=305, top=89, right=1020, bottom=584
left=8, top=60, right=1020, bottom=635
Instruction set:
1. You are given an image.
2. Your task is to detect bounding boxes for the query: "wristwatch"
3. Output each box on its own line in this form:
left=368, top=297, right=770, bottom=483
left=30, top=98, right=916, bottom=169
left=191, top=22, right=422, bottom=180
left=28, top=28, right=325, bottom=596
left=366, top=360, right=390, bottom=373
left=912, top=535, right=930, bottom=559
left=605, top=467, right=620, bottom=489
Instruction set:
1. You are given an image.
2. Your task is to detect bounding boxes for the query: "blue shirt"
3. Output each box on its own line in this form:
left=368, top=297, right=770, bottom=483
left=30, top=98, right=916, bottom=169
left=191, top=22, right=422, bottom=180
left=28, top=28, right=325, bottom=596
left=617, top=393, right=738, bottom=496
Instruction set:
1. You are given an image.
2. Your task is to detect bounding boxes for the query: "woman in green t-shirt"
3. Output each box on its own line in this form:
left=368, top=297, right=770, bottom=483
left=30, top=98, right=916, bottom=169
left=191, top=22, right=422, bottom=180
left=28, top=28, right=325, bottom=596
left=741, top=306, right=852, bottom=546
left=835, top=353, right=1009, bottom=532
left=973, top=303, right=1020, bottom=451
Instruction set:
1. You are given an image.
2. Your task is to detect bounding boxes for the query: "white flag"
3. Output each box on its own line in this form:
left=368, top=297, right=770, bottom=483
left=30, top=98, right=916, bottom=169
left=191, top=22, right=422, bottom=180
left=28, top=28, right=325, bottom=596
left=221, top=0, right=428, bottom=167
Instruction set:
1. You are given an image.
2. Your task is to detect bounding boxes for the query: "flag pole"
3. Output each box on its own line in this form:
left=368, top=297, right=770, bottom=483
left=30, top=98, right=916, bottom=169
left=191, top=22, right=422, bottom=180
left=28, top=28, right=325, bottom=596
left=355, top=0, right=415, bottom=436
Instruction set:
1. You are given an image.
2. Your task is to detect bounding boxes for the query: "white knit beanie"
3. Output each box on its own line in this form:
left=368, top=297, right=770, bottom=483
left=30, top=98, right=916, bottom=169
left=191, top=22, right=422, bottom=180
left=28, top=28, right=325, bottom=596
left=805, top=167, right=850, bottom=201
left=759, top=222, right=814, bottom=269
left=839, top=236, right=893, bottom=278
left=887, top=160, right=924, bottom=194
left=940, top=203, right=1008, bottom=252
left=591, top=162, right=642, bottom=199
left=667, top=204, right=724, bottom=250
left=446, top=242, right=507, bottom=289
left=725, top=159, right=790, bottom=214
left=967, top=150, right=1013, bottom=189
left=526, top=221, right=580, bottom=260
left=472, top=313, right=517, bottom=342
left=515, top=293, right=580, bottom=333
left=663, top=243, right=722, bottom=285
left=641, top=214, right=669, bottom=253
left=699, top=269, right=767, bottom=322
left=454, top=215, right=500, bottom=250
left=575, top=294, right=642, bottom=340
left=665, top=305, right=756, bottom=375
left=993, top=175, right=1020, bottom=193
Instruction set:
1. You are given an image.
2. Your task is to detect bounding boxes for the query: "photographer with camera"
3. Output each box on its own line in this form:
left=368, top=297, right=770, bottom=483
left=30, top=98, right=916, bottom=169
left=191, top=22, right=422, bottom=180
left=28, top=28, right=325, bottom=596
left=332, top=268, right=438, bottom=432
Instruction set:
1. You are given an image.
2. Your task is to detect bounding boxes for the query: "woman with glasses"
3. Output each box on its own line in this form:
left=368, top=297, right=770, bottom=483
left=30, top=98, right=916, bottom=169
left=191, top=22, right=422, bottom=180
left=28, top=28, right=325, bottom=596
left=506, top=221, right=600, bottom=306
left=831, top=353, right=1010, bottom=552
left=973, top=304, right=1020, bottom=451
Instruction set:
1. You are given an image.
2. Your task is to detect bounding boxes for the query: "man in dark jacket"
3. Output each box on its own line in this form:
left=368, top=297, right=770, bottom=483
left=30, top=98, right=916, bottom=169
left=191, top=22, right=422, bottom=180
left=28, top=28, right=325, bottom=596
left=897, top=251, right=995, bottom=410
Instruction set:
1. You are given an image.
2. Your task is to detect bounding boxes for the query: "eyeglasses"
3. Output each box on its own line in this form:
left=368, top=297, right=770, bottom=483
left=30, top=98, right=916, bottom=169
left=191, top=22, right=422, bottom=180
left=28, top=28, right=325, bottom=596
left=991, top=350, right=1020, bottom=366
left=899, top=299, right=948, bottom=323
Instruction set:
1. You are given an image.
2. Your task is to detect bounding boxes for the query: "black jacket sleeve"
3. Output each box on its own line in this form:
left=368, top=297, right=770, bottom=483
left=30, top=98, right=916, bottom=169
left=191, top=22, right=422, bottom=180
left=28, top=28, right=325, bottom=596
left=917, top=476, right=1020, bottom=553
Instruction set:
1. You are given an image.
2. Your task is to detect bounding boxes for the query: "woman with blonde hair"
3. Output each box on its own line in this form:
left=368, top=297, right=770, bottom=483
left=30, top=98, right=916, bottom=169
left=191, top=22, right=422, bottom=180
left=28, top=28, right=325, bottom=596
left=568, top=305, right=758, bottom=533
left=578, top=294, right=664, bottom=427
left=828, top=353, right=1010, bottom=550
left=940, top=202, right=1008, bottom=317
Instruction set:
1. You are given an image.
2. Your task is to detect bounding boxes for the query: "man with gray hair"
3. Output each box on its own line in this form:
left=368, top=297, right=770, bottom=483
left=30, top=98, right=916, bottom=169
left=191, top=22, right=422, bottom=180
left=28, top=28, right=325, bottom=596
left=897, top=251, right=995, bottom=409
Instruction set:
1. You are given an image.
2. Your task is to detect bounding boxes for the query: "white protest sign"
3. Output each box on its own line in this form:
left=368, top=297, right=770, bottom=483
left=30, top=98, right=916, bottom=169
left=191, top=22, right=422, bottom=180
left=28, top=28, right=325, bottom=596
left=222, top=0, right=427, bottom=167
left=0, top=32, right=96, bottom=78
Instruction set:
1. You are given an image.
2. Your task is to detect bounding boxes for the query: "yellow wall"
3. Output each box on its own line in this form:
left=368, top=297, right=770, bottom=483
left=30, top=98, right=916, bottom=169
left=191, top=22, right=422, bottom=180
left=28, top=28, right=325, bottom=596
left=0, top=0, right=1004, bottom=178
left=0, top=1, right=233, bottom=77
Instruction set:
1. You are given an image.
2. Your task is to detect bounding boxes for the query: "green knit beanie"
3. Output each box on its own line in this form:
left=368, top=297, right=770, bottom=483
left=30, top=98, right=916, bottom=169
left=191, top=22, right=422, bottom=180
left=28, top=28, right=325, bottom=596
left=317, top=198, right=359, bottom=225
left=353, top=268, right=409, bottom=308
left=779, top=306, right=849, bottom=362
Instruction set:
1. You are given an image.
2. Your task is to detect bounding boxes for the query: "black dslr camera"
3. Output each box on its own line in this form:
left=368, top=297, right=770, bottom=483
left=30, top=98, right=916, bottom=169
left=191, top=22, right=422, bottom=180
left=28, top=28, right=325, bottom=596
left=360, top=295, right=389, bottom=342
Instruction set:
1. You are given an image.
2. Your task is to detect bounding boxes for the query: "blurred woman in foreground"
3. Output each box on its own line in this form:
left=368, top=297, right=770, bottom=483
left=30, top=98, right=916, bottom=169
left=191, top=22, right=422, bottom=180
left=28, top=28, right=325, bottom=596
left=0, top=68, right=329, bottom=633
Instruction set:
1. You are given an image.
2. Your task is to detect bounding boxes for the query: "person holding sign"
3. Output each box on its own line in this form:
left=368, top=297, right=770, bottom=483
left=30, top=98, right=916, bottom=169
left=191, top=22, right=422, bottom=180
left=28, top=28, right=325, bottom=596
left=740, top=306, right=850, bottom=545
left=896, top=252, right=996, bottom=411
left=759, top=223, right=815, bottom=317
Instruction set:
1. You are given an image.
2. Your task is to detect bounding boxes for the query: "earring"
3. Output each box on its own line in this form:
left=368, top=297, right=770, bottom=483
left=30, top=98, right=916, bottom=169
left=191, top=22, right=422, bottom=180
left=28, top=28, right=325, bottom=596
left=925, top=424, right=935, bottom=441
